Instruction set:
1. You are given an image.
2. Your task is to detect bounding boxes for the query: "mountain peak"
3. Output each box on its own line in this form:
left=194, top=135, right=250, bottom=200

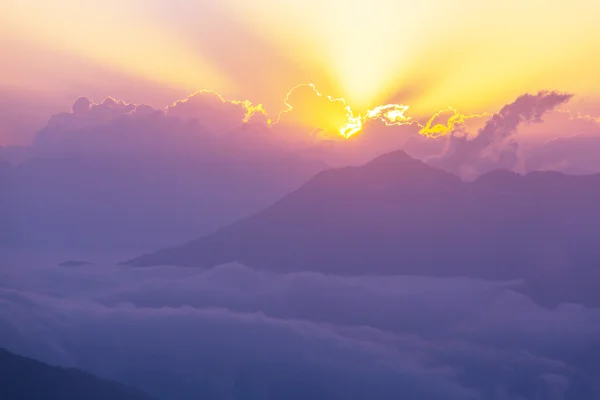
left=364, top=149, right=415, bottom=166
left=358, top=149, right=462, bottom=188
left=361, top=149, right=436, bottom=176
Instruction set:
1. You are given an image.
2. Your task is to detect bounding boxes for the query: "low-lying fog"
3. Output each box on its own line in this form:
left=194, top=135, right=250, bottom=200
left=1, top=251, right=599, bottom=400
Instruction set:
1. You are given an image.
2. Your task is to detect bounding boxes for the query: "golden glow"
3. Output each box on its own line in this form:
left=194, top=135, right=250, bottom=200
left=2, top=0, right=600, bottom=145
left=420, top=108, right=490, bottom=138
left=275, top=84, right=364, bottom=138
left=275, top=84, right=491, bottom=140
left=366, top=105, right=412, bottom=126
left=226, top=0, right=600, bottom=115
left=339, top=115, right=363, bottom=139
left=241, top=102, right=270, bottom=124
left=275, top=85, right=422, bottom=139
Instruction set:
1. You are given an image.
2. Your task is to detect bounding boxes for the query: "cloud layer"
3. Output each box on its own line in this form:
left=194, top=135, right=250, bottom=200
left=33, top=92, right=273, bottom=154
left=3, top=86, right=600, bottom=184
left=1, top=259, right=600, bottom=399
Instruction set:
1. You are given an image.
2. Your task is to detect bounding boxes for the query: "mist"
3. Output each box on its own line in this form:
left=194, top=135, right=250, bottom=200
left=1, top=256, right=600, bottom=400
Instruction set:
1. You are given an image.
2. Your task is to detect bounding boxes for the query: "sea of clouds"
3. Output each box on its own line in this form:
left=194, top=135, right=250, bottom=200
left=1, top=253, right=599, bottom=400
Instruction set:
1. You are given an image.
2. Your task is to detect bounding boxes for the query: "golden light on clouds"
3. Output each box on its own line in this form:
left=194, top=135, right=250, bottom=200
left=274, top=84, right=363, bottom=138
left=419, top=108, right=490, bottom=138
left=366, top=105, right=412, bottom=126
left=339, top=115, right=363, bottom=139
left=274, top=84, right=419, bottom=139
left=1, top=0, right=600, bottom=145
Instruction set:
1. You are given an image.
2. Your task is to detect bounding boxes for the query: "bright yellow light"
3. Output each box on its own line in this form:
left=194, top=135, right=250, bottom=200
left=419, top=107, right=490, bottom=138
left=339, top=115, right=363, bottom=138
left=366, top=105, right=412, bottom=126
left=275, top=84, right=365, bottom=139
left=2, top=0, right=600, bottom=141
left=237, top=101, right=270, bottom=124
left=225, top=0, right=600, bottom=116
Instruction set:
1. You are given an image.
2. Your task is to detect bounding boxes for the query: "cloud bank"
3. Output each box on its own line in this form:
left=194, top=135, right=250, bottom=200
left=1, top=260, right=599, bottom=399
left=3, top=86, right=600, bottom=178
left=33, top=92, right=273, bottom=155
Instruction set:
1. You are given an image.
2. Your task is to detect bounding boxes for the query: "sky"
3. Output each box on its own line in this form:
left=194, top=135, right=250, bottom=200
left=1, top=0, right=600, bottom=145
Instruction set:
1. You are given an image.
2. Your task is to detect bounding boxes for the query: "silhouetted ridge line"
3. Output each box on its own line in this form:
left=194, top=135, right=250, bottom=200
left=124, top=149, right=600, bottom=307
left=0, top=348, right=156, bottom=400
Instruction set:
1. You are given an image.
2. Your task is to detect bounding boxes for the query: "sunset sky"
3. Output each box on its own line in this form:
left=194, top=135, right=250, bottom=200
left=1, top=0, right=600, bottom=144
left=4, top=3, right=600, bottom=398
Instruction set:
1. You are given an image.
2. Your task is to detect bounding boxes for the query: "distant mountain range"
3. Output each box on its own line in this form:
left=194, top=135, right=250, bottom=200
left=126, top=150, right=600, bottom=307
left=0, top=348, right=156, bottom=400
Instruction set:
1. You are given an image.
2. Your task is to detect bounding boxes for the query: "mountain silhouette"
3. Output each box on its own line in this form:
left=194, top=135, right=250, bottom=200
left=126, top=150, right=600, bottom=306
left=0, top=348, right=156, bottom=400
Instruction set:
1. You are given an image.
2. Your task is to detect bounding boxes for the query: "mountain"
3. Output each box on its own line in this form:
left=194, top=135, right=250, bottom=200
left=0, top=348, right=156, bottom=400
left=126, top=150, right=600, bottom=306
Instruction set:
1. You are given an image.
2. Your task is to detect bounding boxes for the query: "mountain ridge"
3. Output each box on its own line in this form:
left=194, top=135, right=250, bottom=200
left=124, top=149, right=600, bottom=306
left=0, top=348, right=157, bottom=400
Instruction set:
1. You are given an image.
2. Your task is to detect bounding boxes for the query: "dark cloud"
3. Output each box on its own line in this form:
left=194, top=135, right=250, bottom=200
left=428, top=91, right=573, bottom=179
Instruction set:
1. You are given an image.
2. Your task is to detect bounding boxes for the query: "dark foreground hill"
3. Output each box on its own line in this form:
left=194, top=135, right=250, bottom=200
left=126, top=150, right=600, bottom=306
left=0, top=348, right=156, bottom=400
